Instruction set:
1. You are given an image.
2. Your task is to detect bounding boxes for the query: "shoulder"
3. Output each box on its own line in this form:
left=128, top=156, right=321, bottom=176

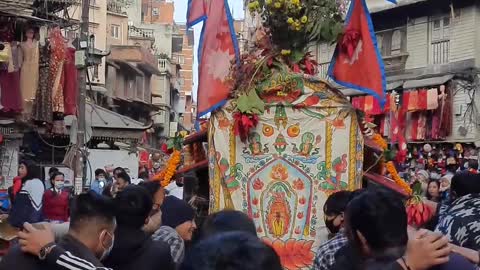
left=0, top=244, right=38, bottom=268
left=23, top=179, right=45, bottom=191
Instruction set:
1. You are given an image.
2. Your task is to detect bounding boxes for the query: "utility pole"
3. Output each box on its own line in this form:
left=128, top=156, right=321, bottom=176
left=76, top=0, right=90, bottom=193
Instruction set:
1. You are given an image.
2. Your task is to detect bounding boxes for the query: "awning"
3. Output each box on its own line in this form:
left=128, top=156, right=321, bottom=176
left=65, top=103, right=149, bottom=130
left=109, top=60, right=143, bottom=76
left=403, top=75, right=454, bottom=89
left=387, top=81, right=404, bottom=90
left=88, top=85, right=108, bottom=93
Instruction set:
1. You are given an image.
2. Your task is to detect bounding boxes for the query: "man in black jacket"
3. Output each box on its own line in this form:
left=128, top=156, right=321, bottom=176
left=0, top=192, right=116, bottom=270
left=102, top=185, right=175, bottom=270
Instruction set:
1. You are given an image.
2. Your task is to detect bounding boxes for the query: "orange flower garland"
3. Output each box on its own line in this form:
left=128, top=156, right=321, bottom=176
left=152, top=150, right=182, bottom=187
left=370, top=133, right=412, bottom=196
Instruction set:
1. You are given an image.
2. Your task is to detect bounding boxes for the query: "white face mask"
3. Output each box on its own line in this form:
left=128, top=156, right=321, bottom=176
left=54, top=181, right=64, bottom=191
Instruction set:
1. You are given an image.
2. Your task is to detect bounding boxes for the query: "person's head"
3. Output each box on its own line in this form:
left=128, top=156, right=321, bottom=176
left=50, top=172, right=65, bottom=191
left=69, top=192, right=116, bottom=261
left=323, top=190, right=351, bottom=234
left=450, top=172, right=480, bottom=199
left=439, top=176, right=451, bottom=190
left=114, top=185, right=153, bottom=229
left=25, top=28, right=35, bottom=40
left=139, top=181, right=165, bottom=215
left=180, top=232, right=282, bottom=270
left=161, top=196, right=196, bottom=241
left=18, top=160, right=41, bottom=182
left=114, top=172, right=130, bottom=193
left=426, top=180, right=440, bottom=201
left=468, top=159, right=479, bottom=171
left=48, top=167, right=59, bottom=177
left=345, top=188, right=408, bottom=259
left=113, top=167, right=126, bottom=178
left=200, top=210, right=256, bottom=240
left=95, top=169, right=107, bottom=180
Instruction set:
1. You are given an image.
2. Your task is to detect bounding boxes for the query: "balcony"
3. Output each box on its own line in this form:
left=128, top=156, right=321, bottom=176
left=109, top=45, right=161, bottom=75
left=128, top=26, right=154, bottom=40
left=107, top=0, right=127, bottom=15
left=158, top=59, right=172, bottom=74
left=431, top=39, right=450, bottom=65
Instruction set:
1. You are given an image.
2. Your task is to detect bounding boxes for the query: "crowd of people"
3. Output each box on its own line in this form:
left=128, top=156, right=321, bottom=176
left=0, top=157, right=480, bottom=270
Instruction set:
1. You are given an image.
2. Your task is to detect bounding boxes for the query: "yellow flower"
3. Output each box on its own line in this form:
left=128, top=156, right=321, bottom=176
left=295, top=26, right=302, bottom=31
left=291, top=0, right=300, bottom=5
left=274, top=2, right=281, bottom=8
left=301, top=16, right=308, bottom=23
left=266, top=0, right=272, bottom=4
left=287, top=17, right=294, bottom=24
left=281, top=49, right=291, bottom=55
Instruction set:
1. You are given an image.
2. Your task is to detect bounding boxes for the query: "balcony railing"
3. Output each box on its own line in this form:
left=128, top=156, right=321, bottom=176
left=431, top=39, right=450, bottom=65
left=158, top=59, right=172, bottom=74
left=128, top=26, right=154, bottom=40
left=107, top=0, right=126, bottom=14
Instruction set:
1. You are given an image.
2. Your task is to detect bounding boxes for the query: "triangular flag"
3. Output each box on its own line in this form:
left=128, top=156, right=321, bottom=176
left=328, top=0, right=387, bottom=107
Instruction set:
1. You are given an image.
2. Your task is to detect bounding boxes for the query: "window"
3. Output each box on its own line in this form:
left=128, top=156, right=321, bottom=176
left=111, top=24, right=120, bottom=39
left=152, top=8, right=159, bottom=16
left=391, top=30, right=402, bottom=55
left=430, top=16, right=450, bottom=64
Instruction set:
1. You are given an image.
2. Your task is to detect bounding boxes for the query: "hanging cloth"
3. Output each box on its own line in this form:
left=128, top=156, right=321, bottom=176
left=418, top=89, right=428, bottom=110
left=427, top=88, right=439, bottom=110
left=407, top=90, right=419, bottom=111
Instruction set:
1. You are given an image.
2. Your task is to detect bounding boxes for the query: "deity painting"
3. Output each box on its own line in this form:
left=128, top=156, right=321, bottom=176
left=216, top=110, right=231, bottom=131
left=248, top=132, right=263, bottom=156
left=270, top=164, right=289, bottom=181
left=266, top=189, right=291, bottom=238
left=296, top=132, right=321, bottom=157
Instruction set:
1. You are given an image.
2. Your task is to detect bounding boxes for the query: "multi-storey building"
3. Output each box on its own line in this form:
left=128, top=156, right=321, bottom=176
left=311, top=0, right=480, bottom=144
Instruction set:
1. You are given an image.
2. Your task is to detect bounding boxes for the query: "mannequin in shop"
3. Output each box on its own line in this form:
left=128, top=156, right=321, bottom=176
left=32, top=26, right=53, bottom=123
left=20, top=27, right=39, bottom=114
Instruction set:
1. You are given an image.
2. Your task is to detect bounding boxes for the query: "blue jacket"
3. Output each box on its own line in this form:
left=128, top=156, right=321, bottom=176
left=8, top=179, right=45, bottom=228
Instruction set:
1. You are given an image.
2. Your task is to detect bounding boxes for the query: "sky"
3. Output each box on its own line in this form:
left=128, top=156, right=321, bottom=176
left=173, top=0, right=245, bottom=101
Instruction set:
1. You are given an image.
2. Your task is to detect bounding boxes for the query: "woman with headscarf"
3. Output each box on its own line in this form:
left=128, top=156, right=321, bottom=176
left=8, top=160, right=45, bottom=228
left=435, top=172, right=480, bottom=250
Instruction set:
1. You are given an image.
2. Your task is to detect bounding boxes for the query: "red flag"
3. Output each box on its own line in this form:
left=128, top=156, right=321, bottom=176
left=187, top=0, right=240, bottom=117
left=329, top=0, right=386, bottom=107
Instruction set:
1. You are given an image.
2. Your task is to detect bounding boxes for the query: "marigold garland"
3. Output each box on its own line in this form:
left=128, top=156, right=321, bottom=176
left=386, top=161, right=412, bottom=195
left=369, top=132, right=412, bottom=196
left=152, top=150, right=182, bottom=187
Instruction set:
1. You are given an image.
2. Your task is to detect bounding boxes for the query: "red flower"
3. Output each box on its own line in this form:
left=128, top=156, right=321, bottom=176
left=252, top=197, right=259, bottom=205
left=263, top=238, right=315, bottom=270
left=253, top=178, right=264, bottom=190
left=297, top=212, right=304, bottom=219
left=294, top=227, right=301, bottom=234
left=340, top=29, right=361, bottom=60
left=233, top=112, right=259, bottom=142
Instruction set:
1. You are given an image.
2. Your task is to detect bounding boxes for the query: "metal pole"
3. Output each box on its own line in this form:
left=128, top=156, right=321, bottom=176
left=77, top=0, right=90, bottom=192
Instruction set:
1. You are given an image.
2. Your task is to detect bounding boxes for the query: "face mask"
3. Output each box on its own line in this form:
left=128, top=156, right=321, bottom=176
left=100, top=231, right=114, bottom=261
left=98, top=177, right=106, bottom=181
left=54, top=182, right=64, bottom=191
left=325, top=217, right=341, bottom=234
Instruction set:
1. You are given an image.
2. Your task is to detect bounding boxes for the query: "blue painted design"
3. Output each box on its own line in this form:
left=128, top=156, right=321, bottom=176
left=186, top=0, right=241, bottom=117
left=327, top=0, right=387, bottom=108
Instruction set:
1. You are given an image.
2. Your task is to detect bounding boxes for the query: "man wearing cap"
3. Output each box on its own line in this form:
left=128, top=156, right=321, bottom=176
left=152, top=195, right=196, bottom=265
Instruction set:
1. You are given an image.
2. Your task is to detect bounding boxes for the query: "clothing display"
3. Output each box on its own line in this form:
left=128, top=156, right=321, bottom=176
left=63, top=47, right=77, bottom=115
left=32, top=42, right=53, bottom=122
left=0, top=42, right=22, bottom=112
left=20, top=40, right=39, bottom=108
left=49, top=28, right=65, bottom=113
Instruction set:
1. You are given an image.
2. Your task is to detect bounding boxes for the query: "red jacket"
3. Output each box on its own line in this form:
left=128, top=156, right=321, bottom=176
left=42, top=189, right=70, bottom=222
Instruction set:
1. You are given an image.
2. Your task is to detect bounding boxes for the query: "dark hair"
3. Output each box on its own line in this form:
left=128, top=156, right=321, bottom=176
left=138, top=171, right=149, bottom=180
left=95, top=168, right=106, bottom=177
left=116, top=171, right=131, bottom=184
left=19, top=160, right=41, bottom=183
left=324, top=190, right=352, bottom=216
left=70, top=191, right=115, bottom=231
left=426, top=180, right=440, bottom=201
left=345, top=188, right=407, bottom=259
left=50, top=171, right=65, bottom=187
left=48, top=167, right=59, bottom=175
left=114, top=185, right=152, bottom=228
left=180, top=232, right=282, bottom=270
left=451, top=172, right=480, bottom=198
left=114, top=167, right=126, bottom=175
left=468, top=159, right=479, bottom=170
left=139, top=181, right=162, bottom=199
left=200, top=210, right=257, bottom=240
